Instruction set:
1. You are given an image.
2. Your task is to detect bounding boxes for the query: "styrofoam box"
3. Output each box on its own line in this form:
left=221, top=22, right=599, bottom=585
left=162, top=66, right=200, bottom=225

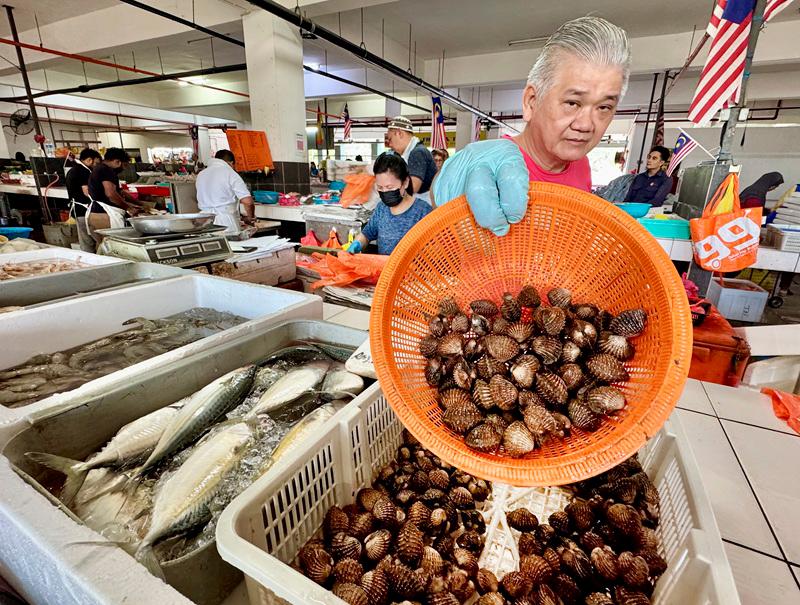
left=216, top=388, right=740, bottom=605
left=0, top=247, right=127, bottom=271
left=0, top=274, right=321, bottom=426
left=707, top=277, right=769, bottom=323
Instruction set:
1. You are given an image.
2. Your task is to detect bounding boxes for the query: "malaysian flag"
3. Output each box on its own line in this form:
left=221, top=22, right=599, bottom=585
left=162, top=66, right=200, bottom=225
left=342, top=103, right=352, bottom=141
left=431, top=96, right=447, bottom=150
left=688, top=0, right=755, bottom=125
left=666, top=131, right=699, bottom=177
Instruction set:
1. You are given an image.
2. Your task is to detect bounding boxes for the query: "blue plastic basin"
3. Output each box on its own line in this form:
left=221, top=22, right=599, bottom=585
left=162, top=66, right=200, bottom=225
left=0, top=227, right=33, bottom=240
left=615, top=203, right=651, bottom=218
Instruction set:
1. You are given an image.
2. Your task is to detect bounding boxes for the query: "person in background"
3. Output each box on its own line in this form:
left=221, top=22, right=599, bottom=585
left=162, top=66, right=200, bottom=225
left=432, top=17, right=631, bottom=234
left=740, top=172, right=784, bottom=209
left=86, top=148, right=143, bottom=240
left=14, top=151, right=25, bottom=162
left=386, top=116, right=437, bottom=204
left=432, top=149, right=449, bottom=171
left=383, top=132, right=393, bottom=153
left=196, top=149, right=256, bottom=236
left=355, top=155, right=364, bottom=162
left=309, top=161, right=320, bottom=178
left=65, top=148, right=102, bottom=252
left=623, top=146, right=672, bottom=206
left=349, top=153, right=431, bottom=255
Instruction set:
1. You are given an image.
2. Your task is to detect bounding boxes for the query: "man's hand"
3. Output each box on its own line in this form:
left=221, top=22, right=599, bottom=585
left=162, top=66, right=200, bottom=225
left=432, top=139, right=529, bottom=236
left=241, top=216, right=256, bottom=226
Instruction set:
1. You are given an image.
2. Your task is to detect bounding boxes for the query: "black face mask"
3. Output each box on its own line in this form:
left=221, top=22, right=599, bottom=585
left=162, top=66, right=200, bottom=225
left=379, top=188, right=404, bottom=207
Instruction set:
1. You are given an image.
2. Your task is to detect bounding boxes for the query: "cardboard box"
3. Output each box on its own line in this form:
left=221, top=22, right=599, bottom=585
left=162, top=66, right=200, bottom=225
left=707, top=277, right=768, bottom=323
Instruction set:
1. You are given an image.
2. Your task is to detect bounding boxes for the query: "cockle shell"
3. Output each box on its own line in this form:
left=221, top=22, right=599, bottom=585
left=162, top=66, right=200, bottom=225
left=531, top=335, right=563, bottom=365
left=489, top=374, right=519, bottom=410
left=519, top=390, right=546, bottom=409
left=573, top=304, right=598, bottom=320
left=542, top=547, right=561, bottom=572
left=522, top=405, right=559, bottom=444
left=635, top=526, right=660, bottom=552
left=372, top=497, right=398, bottom=525
left=567, top=399, right=601, bottom=432
left=420, top=335, right=439, bottom=358
left=387, top=562, right=424, bottom=598
left=586, top=385, right=627, bottom=415
left=502, top=421, right=536, bottom=457
left=619, top=552, right=650, bottom=588
left=485, top=413, right=510, bottom=435
left=364, top=529, right=392, bottom=561
left=501, top=293, right=522, bottom=322
left=535, top=306, right=566, bottom=336
left=569, top=319, right=598, bottom=349
left=535, top=371, right=569, bottom=407
left=585, top=592, right=615, bottom=605
left=450, top=313, right=470, bottom=333
left=428, top=468, right=450, bottom=491
left=440, top=387, right=472, bottom=410
left=566, top=498, right=595, bottom=532
left=558, top=363, right=585, bottom=392
left=357, top=487, right=384, bottom=512
left=323, top=505, right=350, bottom=539
left=636, top=548, right=667, bottom=577
left=477, top=592, right=505, bottom=605
left=517, top=285, right=541, bottom=308
left=438, top=297, right=461, bottom=317
left=471, top=314, right=490, bottom=336
left=348, top=511, right=374, bottom=539
left=598, top=476, right=638, bottom=504
left=586, top=353, right=630, bottom=383
left=580, top=530, right=605, bottom=551
left=429, top=316, right=447, bottom=337
left=475, top=355, right=508, bottom=380
left=464, top=338, right=484, bottom=360
left=428, top=592, right=460, bottom=605
left=449, top=486, right=474, bottom=509
left=332, top=582, right=368, bottom=605
left=518, top=532, right=543, bottom=556
left=614, top=586, right=652, bottom=605
left=472, top=379, right=494, bottom=410
left=510, top=355, right=540, bottom=389
left=483, top=334, right=520, bottom=362
left=425, top=358, right=443, bottom=386
left=519, top=554, right=552, bottom=585
left=456, top=529, right=484, bottom=553
left=454, top=548, right=479, bottom=576
left=500, top=571, right=531, bottom=599
left=396, top=522, right=424, bottom=565
left=610, top=309, right=648, bottom=337
left=333, top=558, right=364, bottom=584
left=606, top=503, right=643, bottom=536
left=598, top=331, right=635, bottom=361
left=550, top=572, right=581, bottom=604
left=548, top=510, right=570, bottom=535
left=437, top=333, right=464, bottom=357
left=471, top=299, right=499, bottom=317
left=300, top=547, right=333, bottom=585
left=476, top=568, right=499, bottom=594
left=451, top=358, right=475, bottom=390
left=506, top=321, right=534, bottom=343
left=420, top=545, right=444, bottom=575
left=407, top=500, right=432, bottom=528
left=360, top=569, right=389, bottom=605
left=466, top=423, right=502, bottom=452
left=330, top=532, right=361, bottom=561
left=507, top=508, right=539, bottom=531
left=442, top=399, right=484, bottom=435
left=491, top=316, right=510, bottom=335
left=561, top=546, right=593, bottom=581
left=560, top=341, right=582, bottom=364
left=468, top=479, right=491, bottom=502
left=534, top=584, right=562, bottom=605
left=547, top=287, right=572, bottom=308
left=449, top=569, right=476, bottom=601
left=591, top=547, right=619, bottom=581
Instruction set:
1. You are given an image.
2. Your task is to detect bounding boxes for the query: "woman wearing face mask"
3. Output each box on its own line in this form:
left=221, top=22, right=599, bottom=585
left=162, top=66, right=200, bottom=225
left=349, top=153, right=431, bottom=255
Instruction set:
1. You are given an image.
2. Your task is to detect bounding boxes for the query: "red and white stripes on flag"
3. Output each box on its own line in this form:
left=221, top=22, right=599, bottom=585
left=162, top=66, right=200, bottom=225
left=690, top=0, right=795, bottom=125
left=342, top=103, right=352, bottom=141
left=431, top=96, right=447, bottom=150
left=764, top=0, right=795, bottom=22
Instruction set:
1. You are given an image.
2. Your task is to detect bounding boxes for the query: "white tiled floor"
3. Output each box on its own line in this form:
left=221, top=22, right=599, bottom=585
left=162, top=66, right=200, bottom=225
left=675, top=379, right=800, bottom=604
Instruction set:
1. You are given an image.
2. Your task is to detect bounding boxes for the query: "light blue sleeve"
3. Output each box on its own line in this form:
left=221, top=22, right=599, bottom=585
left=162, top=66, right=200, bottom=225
left=432, top=138, right=529, bottom=236
left=360, top=206, right=381, bottom=242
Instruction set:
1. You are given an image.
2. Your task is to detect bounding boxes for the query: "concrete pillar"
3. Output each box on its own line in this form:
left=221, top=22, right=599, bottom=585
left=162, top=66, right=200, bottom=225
left=455, top=111, right=477, bottom=151
left=197, top=127, right=212, bottom=164
left=0, top=130, right=10, bottom=158
left=243, top=11, right=306, bottom=162
left=243, top=10, right=310, bottom=193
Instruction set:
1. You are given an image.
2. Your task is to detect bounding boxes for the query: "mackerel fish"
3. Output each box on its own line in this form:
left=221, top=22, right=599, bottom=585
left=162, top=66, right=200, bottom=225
left=246, top=360, right=330, bottom=417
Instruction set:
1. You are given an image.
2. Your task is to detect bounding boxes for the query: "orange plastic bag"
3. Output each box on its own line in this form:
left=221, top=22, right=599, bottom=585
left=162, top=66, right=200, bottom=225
left=300, top=229, right=321, bottom=247
left=302, top=252, right=388, bottom=289
left=690, top=173, right=762, bottom=272
left=340, top=174, right=375, bottom=208
left=761, top=388, right=800, bottom=434
left=322, top=229, right=340, bottom=249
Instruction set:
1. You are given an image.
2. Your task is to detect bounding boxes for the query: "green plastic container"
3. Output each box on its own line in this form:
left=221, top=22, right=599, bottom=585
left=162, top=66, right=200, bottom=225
left=638, top=217, right=691, bottom=240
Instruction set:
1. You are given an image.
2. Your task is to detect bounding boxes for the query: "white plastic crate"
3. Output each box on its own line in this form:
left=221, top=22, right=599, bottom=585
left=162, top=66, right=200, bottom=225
left=767, top=225, right=800, bottom=253
left=217, top=386, right=740, bottom=605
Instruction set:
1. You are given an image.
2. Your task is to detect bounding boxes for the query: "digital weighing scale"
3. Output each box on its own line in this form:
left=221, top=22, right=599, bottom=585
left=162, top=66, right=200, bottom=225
left=96, top=225, right=233, bottom=267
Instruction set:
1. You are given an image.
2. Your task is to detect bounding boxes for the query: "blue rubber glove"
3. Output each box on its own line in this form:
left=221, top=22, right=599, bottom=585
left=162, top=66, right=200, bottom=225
left=432, top=138, right=529, bottom=236
left=347, top=240, right=363, bottom=254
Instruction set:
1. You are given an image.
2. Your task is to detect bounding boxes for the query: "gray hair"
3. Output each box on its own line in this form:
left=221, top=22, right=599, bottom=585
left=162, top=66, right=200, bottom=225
left=527, top=16, right=631, bottom=97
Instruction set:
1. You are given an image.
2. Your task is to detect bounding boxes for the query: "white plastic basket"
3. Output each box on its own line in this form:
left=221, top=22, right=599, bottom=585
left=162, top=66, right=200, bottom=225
left=216, top=385, right=740, bottom=605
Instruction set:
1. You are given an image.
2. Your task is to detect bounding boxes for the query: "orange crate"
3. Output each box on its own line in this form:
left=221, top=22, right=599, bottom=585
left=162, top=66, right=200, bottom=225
left=370, top=183, right=693, bottom=486
left=690, top=304, right=751, bottom=386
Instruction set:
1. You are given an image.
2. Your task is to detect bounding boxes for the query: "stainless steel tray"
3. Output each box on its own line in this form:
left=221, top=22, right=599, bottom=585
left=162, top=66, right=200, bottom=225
left=2, top=320, right=369, bottom=605
left=129, top=213, right=215, bottom=235
left=0, top=261, right=189, bottom=308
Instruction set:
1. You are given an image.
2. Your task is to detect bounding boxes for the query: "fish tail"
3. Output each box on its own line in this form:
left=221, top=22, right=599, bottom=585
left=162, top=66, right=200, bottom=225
left=25, top=452, right=89, bottom=505
left=135, top=542, right=165, bottom=580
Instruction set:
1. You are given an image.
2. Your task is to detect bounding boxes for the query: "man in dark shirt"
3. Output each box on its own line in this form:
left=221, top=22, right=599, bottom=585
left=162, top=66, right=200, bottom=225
left=65, top=148, right=102, bottom=251
left=86, top=148, right=143, bottom=239
left=386, top=116, right=437, bottom=204
left=624, top=146, right=673, bottom=207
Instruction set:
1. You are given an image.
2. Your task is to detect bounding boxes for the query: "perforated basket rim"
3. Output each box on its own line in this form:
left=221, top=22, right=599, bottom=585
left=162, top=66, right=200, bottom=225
left=370, top=182, right=693, bottom=487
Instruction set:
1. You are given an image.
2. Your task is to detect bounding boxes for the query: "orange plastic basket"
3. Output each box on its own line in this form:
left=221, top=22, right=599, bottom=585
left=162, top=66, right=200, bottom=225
left=370, top=183, right=692, bottom=487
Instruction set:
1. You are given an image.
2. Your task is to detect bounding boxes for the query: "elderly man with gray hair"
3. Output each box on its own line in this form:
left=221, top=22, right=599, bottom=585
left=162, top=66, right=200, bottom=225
left=433, top=16, right=631, bottom=235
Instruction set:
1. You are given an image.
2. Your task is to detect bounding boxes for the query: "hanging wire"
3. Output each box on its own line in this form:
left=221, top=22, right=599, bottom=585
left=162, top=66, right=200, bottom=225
left=210, top=37, right=216, bottom=67
left=381, top=18, right=385, bottom=57
left=157, top=47, right=165, bottom=74
left=360, top=7, right=365, bottom=49
left=132, top=50, right=136, bottom=69
left=112, top=54, right=120, bottom=80
left=34, top=13, right=43, bottom=46
left=408, top=24, right=412, bottom=71
left=338, top=12, right=342, bottom=36
left=82, top=62, right=88, bottom=85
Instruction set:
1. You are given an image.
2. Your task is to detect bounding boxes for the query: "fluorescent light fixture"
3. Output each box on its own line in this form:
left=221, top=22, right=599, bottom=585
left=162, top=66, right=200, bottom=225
left=508, top=36, right=549, bottom=47
left=178, top=80, right=189, bottom=87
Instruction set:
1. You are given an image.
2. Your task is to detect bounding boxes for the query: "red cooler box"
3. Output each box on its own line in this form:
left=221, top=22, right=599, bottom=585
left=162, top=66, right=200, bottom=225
left=690, top=303, right=751, bottom=386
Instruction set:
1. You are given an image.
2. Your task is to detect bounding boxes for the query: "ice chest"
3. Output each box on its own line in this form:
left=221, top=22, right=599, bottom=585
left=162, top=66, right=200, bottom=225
left=690, top=304, right=751, bottom=386
left=707, top=277, right=768, bottom=323
left=207, top=247, right=296, bottom=286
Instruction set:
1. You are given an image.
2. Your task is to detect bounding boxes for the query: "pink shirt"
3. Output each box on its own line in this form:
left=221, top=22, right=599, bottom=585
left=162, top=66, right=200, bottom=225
left=504, top=135, right=592, bottom=192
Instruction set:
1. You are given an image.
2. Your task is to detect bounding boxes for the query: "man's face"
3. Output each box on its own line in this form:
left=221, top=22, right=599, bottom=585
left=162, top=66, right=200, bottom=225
left=387, top=129, right=407, bottom=153
left=107, top=159, right=123, bottom=171
left=522, top=54, right=623, bottom=165
left=646, top=151, right=666, bottom=172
